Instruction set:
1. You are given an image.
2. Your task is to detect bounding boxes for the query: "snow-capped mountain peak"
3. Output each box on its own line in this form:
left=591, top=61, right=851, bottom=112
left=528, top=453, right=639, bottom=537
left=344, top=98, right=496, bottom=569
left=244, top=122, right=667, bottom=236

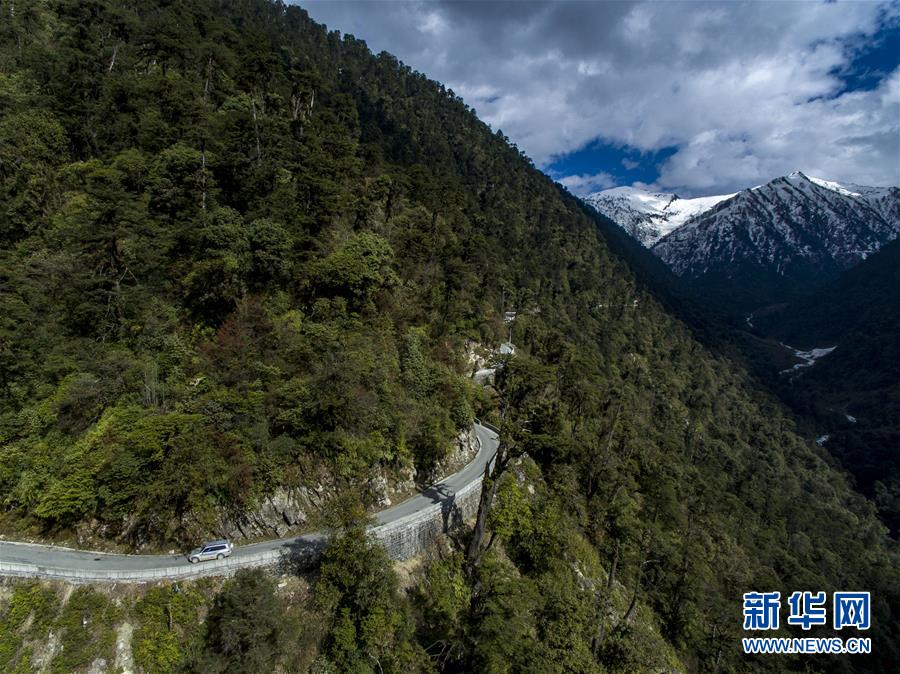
left=585, top=172, right=898, bottom=249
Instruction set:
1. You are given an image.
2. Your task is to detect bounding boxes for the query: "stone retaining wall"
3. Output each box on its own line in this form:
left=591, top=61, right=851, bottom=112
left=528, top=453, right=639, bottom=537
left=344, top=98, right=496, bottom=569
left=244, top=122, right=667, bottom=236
left=373, top=470, right=483, bottom=560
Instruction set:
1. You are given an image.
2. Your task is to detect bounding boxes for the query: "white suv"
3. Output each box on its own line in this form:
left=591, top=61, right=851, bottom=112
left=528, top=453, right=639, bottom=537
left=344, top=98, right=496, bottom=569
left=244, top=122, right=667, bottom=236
left=188, top=539, right=234, bottom=563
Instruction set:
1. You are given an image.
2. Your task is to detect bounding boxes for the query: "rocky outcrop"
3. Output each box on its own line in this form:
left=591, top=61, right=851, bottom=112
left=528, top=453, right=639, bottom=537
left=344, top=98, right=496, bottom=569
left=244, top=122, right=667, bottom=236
left=466, top=339, right=504, bottom=386
left=219, top=429, right=476, bottom=542
left=465, top=339, right=493, bottom=373
left=221, top=481, right=333, bottom=540
left=434, top=427, right=479, bottom=481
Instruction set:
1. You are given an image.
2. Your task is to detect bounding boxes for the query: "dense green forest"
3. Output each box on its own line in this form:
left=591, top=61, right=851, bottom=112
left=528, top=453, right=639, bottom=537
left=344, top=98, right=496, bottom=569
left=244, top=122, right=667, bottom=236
left=0, top=1, right=898, bottom=671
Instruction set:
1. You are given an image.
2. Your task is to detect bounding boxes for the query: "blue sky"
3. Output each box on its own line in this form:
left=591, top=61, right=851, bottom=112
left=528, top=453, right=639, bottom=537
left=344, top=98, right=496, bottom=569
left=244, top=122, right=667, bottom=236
left=830, top=18, right=900, bottom=96
left=301, top=1, right=899, bottom=197
left=545, top=143, right=679, bottom=195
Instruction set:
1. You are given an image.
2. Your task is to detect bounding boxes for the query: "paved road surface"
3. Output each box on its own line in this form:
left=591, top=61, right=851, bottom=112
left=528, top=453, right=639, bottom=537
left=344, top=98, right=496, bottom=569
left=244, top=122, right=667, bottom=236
left=0, top=423, right=497, bottom=582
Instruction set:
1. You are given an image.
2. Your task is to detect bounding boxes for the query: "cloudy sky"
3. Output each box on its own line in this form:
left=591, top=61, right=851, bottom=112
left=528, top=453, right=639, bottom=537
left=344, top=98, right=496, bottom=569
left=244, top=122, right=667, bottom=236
left=299, top=1, right=900, bottom=197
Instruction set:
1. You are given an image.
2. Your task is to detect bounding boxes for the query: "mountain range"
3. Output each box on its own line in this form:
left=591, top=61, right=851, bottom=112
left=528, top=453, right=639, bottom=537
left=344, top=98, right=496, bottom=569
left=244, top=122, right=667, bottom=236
left=586, top=172, right=900, bottom=310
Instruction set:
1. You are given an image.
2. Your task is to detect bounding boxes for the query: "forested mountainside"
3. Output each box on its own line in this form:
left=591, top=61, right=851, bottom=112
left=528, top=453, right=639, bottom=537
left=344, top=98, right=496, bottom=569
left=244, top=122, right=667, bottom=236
left=0, top=1, right=898, bottom=671
left=754, top=239, right=900, bottom=535
left=589, top=180, right=900, bottom=540
left=755, top=238, right=900, bottom=348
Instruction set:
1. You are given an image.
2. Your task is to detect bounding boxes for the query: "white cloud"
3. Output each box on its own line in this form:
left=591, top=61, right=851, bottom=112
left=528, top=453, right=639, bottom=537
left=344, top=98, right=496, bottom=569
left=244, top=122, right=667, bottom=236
left=556, top=172, right=618, bottom=196
left=299, top=1, right=899, bottom=194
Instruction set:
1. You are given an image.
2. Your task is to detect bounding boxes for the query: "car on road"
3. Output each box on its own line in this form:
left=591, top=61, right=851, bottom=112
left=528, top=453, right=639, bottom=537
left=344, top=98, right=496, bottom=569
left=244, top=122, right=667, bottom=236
left=188, top=539, right=234, bottom=563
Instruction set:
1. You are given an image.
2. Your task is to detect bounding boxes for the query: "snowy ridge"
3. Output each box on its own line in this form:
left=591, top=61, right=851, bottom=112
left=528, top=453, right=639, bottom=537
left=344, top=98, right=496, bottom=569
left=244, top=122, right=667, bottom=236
left=583, top=171, right=899, bottom=307
left=583, top=186, right=735, bottom=246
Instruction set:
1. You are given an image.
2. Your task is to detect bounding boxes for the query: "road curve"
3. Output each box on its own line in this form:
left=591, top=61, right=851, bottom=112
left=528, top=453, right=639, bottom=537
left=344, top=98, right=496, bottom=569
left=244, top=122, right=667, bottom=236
left=0, top=423, right=498, bottom=583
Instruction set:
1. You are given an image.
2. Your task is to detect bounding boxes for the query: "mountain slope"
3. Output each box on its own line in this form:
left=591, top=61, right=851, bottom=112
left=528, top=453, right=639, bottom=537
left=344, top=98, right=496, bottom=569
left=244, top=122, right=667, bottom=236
left=0, top=1, right=898, bottom=671
left=754, top=239, right=900, bottom=533
left=755, top=237, right=900, bottom=348
left=584, top=186, right=735, bottom=245
left=650, top=172, right=900, bottom=310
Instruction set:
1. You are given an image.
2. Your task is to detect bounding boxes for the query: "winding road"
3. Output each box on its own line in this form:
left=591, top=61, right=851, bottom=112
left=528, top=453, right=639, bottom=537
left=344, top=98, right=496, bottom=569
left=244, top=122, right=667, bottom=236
left=0, top=423, right=498, bottom=582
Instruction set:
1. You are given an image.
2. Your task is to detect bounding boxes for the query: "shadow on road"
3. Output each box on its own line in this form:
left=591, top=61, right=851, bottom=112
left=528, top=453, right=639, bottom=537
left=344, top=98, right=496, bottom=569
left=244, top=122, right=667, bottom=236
left=275, top=535, right=328, bottom=575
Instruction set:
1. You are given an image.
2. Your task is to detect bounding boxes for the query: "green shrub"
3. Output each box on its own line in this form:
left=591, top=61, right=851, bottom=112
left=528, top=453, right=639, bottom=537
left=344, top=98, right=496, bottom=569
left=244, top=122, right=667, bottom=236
left=51, top=587, right=119, bottom=674
left=133, top=583, right=207, bottom=674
